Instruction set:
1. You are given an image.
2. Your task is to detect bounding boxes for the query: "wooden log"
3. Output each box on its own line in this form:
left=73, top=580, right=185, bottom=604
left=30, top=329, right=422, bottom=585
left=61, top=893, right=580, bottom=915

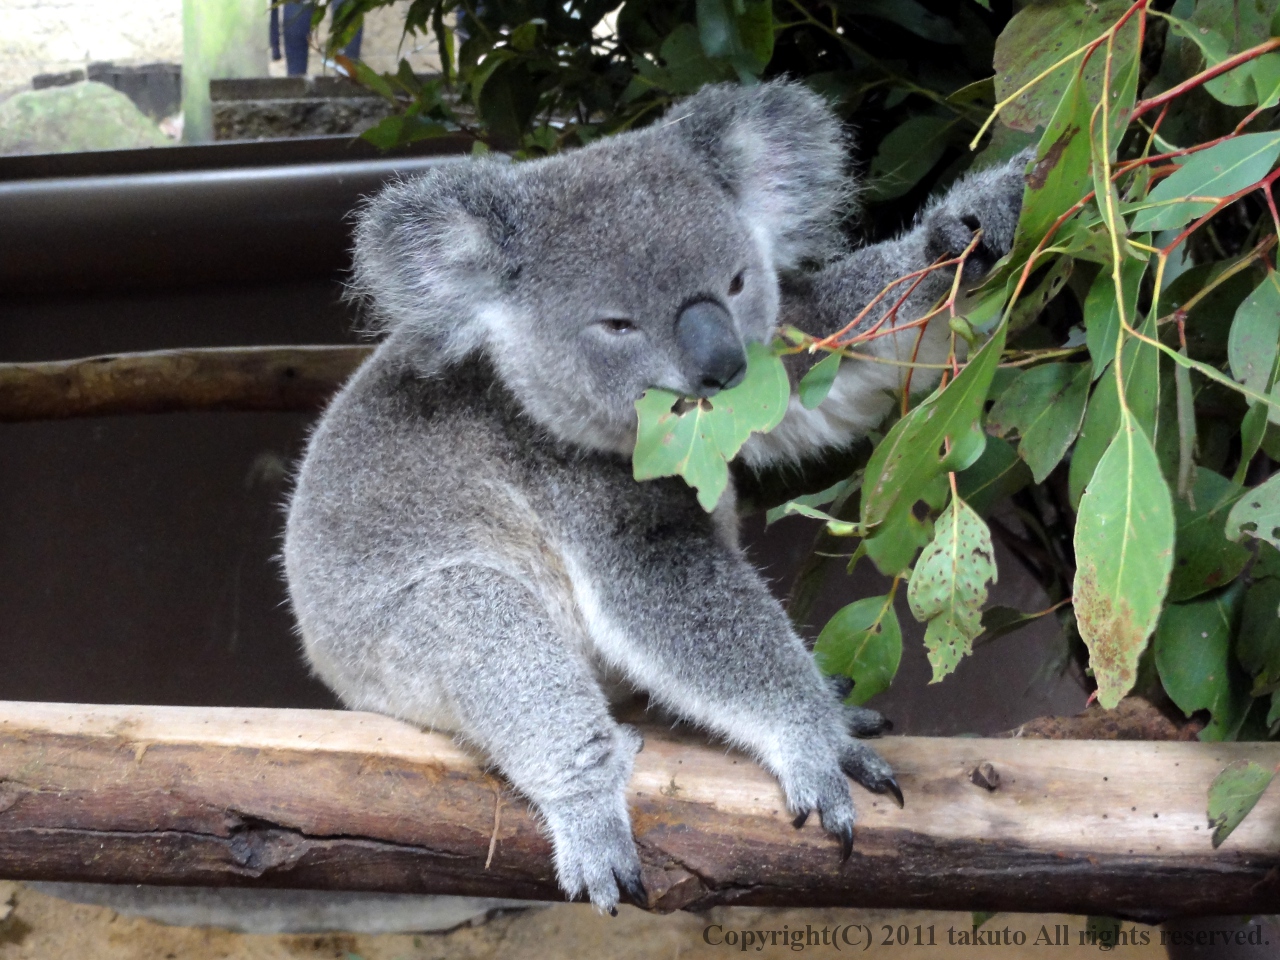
left=0, top=346, right=369, bottom=421
left=1, top=702, right=1278, bottom=917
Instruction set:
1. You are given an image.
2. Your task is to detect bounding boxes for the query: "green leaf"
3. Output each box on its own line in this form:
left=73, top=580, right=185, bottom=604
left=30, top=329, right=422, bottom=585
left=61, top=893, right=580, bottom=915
left=908, top=496, right=997, bottom=683
left=1207, top=759, right=1276, bottom=848
left=633, top=341, right=788, bottom=511
left=955, top=435, right=1032, bottom=517
left=847, top=0, right=963, bottom=45
left=1009, top=68, right=1094, bottom=263
left=815, top=595, right=903, bottom=705
left=861, top=325, right=1006, bottom=560
left=1164, top=13, right=1261, bottom=107
left=986, top=362, right=1090, bottom=483
left=1228, top=271, right=1280, bottom=422
left=1131, top=132, right=1280, bottom=231
left=1083, top=256, right=1147, bottom=380
left=1253, top=52, right=1280, bottom=108
left=865, top=115, right=953, bottom=202
left=1226, top=470, right=1280, bottom=552
left=734, top=0, right=774, bottom=72
left=1154, top=584, right=1250, bottom=741
left=1169, top=469, right=1250, bottom=602
left=1237, top=577, right=1280, bottom=696
left=1069, top=367, right=1120, bottom=508
left=696, top=0, right=734, bottom=58
left=993, top=0, right=1139, bottom=133
left=764, top=476, right=858, bottom=526
left=1068, top=309, right=1163, bottom=510
left=771, top=501, right=859, bottom=536
left=1073, top=408, right=1176, bottom=708
left=1008, top=256, right=1073, bottom=334
left=798, top=351, right=842, bottom=410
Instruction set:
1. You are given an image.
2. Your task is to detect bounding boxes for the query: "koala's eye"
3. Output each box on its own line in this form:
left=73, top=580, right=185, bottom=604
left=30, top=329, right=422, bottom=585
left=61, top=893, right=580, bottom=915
left=728, top=271, right=745, bottom=296
left=599, top=318, right=636, bottom=334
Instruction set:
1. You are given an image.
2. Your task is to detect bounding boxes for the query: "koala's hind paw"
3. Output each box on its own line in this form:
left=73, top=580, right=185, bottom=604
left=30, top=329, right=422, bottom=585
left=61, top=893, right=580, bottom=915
left=840, top=740, right=903, bottom=808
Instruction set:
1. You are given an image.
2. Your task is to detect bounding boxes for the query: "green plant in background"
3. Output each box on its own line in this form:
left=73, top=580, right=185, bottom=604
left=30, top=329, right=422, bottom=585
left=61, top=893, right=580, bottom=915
left=319, top=0, right=1280, bottom=841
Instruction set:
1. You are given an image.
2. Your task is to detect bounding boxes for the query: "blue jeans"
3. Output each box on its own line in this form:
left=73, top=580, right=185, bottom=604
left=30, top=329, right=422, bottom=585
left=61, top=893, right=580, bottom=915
left=271, top=2, right=364, bottom=76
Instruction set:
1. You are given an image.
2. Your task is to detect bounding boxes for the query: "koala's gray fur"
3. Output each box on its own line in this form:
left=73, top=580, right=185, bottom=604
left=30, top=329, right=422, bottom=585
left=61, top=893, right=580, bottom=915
left=284, top=81, right=1028, bottom=913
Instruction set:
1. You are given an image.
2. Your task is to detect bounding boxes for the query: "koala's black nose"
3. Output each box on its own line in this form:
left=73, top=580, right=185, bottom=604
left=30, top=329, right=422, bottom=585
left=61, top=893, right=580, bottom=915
left=675, top=300, right=747, bottom=396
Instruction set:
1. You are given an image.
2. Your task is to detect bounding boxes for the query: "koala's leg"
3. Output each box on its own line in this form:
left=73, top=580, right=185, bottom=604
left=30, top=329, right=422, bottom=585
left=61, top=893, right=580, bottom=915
left=401, top=564, right=644, bottom=913
left=568, top=526, right=899, bottom=856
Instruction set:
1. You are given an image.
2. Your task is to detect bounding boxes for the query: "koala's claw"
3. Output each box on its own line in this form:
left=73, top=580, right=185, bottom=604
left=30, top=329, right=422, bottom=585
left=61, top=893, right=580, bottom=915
left=880, top=776, right=905, bottom=809
left=792, top=809, right=810, bottom=829
left=836, top=822, right=854, bottom=862
left=616, top=863, right=647, bottom=908
left=843, top=703, right=893, bottom=738
left=839, top=741, right=902, bottom=806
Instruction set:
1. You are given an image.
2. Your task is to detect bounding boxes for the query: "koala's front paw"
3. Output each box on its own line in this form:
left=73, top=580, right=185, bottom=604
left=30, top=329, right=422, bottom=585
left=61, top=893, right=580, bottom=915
left=923, top=149, right=1034, bottom=275
left=839, top=739, right=903, bottom=808
left=780, top=733, right=902, bottom=859
left=544, top=800, right=645, bottom=914
left=825, top=677, right=894, bottom=737
left=842, top=703, right=893, bottom=738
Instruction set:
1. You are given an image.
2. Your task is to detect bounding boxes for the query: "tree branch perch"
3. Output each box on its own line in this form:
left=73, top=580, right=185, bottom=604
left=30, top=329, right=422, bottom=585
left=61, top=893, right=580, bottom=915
left=0, top=347, right=369, bottom=422
left=1, top=702, right=1277, bottom=917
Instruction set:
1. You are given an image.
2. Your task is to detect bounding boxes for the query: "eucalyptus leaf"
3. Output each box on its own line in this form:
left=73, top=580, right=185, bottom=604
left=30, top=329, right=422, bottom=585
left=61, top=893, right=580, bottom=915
left=992, top=0, right=1139, bottom=133
left=846, top=0, right=964, bottom=45
left=1161, top=15, right=1259, bottom=107
left=633, top=341, right=788, bottom=511
left=908, top=496, right=997, bottom=682
left=1228, top=271, right=1280, bottom=421
left=1009, top=68, right=1094, bottom=265
left=862, top=325, right=1006, bottom=550
left=1083, top=257, right=1147, bottom=380
left=1237, top=577, right=1280, bottom=696
left=987, top=362, right=1091, bottom=483
left=865, top=115, right=953, bottom=201
left=1225, top=471, right=1280, bottom=552
left=1207, top=760, right=1276, bottom=848
left=1154, top=584, right=1250, bottom=741
left=798, top=351, right=842, bottom=410
left=815, top=595, right=903, bottom=705
left=1132, top=132, right=1280, bottom=231
left=772, top=501, right=859, bottom=536
left=955, top=435, right=1033, bottom=517
left=1073, top=408, right=1176, bottom=708
left=1169, top=469, right=1249, bottom=602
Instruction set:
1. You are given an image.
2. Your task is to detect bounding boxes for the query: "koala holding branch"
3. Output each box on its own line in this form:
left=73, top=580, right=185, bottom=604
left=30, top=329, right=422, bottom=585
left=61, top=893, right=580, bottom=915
left=284, top=81, right=1028, bottom=913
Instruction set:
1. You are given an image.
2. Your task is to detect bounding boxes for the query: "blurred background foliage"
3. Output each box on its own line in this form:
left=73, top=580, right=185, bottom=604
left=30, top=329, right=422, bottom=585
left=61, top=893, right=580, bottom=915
left=314, top=0, right=1028, bottom=241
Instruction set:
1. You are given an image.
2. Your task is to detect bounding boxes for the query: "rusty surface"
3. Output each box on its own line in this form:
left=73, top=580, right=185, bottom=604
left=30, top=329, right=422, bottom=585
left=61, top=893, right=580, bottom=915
left=0, top=346, right=369, bottom=422
left=0, top=705, right=1278, bottom=917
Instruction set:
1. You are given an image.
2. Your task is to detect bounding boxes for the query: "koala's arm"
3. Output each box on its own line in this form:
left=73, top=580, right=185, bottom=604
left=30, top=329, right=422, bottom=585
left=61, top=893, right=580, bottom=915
left=744, top=154, right=1029, bottom=468
left=787, top=153, right=1027, bottom=344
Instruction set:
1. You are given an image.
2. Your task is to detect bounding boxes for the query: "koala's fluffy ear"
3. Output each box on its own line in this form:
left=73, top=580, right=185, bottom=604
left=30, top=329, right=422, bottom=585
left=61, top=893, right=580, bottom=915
left=349, top=163, right=519, bottom=356
left=667, top=81, right=850, bottom=270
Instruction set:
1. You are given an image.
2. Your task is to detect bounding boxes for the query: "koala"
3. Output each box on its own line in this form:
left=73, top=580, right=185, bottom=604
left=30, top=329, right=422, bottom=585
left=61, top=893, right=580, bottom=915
left=284, top=81, right=1028, bottom=913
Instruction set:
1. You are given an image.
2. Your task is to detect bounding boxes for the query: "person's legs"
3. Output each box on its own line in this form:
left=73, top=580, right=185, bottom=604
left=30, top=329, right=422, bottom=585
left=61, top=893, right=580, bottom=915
left=333, top=0, right=364, bottom=60
left=281, top=3, right=312, bottom=76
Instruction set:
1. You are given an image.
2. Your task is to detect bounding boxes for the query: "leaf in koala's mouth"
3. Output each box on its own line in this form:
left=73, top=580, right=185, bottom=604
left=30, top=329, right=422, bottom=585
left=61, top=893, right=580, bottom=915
left=632, top=340, right=789, bottom=511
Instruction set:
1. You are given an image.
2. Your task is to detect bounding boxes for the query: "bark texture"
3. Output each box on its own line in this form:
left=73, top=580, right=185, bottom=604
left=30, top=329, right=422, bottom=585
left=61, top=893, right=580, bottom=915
left=0, top=702, right=1277, bottom=917
left=0, top=346, right=368, bottom=421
